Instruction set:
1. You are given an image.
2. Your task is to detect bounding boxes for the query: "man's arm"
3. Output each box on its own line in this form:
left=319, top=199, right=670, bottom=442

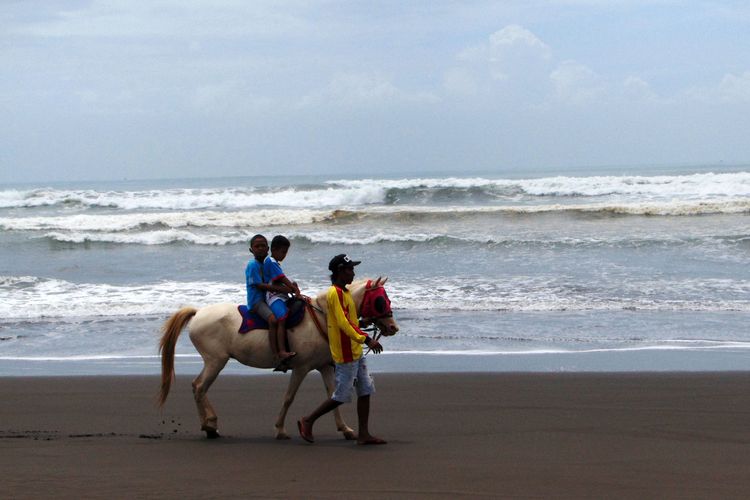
left=327, top=289, right=368, bottom=344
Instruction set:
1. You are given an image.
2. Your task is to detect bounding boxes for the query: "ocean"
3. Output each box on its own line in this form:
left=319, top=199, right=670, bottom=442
left=1, top=165, right=749, bottom=375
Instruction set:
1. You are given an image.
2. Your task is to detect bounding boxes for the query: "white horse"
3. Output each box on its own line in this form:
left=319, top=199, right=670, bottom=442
left=158, top=277, right=399, bottom=440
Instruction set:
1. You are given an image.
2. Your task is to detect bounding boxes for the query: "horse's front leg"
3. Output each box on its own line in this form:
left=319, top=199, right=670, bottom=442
left=275, top=367, right=309, bottom=439
left=318, top=364, right=356, bottom=440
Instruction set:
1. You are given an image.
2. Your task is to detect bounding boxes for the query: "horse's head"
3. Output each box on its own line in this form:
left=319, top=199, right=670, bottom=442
left=357, top=277, right=399, bottom=337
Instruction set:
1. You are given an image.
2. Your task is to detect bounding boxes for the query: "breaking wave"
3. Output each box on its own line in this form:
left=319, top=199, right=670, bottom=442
left=2, top=198, right=749, bottom=242
left=2, top=275, right=748, bottom=321
left=2, top=171, right=749, bottom=210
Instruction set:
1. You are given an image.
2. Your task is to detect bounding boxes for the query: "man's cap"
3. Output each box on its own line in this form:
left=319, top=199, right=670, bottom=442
left=328, top=254, right=361, bottom=272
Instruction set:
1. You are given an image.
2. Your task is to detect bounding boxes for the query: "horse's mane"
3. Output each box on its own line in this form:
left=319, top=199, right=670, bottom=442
left=313, top=278, right=372, bottom=307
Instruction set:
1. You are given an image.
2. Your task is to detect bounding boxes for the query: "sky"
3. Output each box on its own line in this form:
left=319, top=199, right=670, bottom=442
left=2, top=0, right=750, bottom=183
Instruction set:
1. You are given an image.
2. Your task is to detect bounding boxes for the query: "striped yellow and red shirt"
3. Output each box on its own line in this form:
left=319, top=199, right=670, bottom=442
left=326, top=285, right=368, bottom=363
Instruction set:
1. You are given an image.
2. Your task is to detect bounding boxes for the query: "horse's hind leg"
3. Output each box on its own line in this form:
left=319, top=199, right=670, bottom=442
left=318, top=364, right=356, bottom=440
left=275, top=367, right=309, bottom=440
left=192, top=356, right=228, bottom=439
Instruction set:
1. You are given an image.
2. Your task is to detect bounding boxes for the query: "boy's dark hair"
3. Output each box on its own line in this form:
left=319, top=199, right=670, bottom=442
left=249, top=234, right=267, bottom=246
left=271, top=235, right=291, bottom=250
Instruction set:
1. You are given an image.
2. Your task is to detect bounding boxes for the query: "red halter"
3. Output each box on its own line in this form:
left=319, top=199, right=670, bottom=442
left=359, top=280, right=392, bottom=320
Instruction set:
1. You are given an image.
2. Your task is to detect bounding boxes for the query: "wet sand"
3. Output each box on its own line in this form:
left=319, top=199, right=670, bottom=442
left=2, top=372, right=749, bottom=498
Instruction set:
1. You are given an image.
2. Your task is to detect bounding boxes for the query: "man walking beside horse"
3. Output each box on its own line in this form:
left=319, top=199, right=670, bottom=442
left=297, top=254, right=387, bottom=445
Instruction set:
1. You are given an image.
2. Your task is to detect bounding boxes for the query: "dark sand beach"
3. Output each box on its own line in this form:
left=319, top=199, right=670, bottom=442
left=2, top=372, right=749, bottom=499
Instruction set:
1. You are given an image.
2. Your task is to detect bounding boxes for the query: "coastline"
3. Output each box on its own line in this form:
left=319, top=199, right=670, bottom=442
left=1, top=348, right=748, bottom=376
left=2, top=372, right=749, bottom=498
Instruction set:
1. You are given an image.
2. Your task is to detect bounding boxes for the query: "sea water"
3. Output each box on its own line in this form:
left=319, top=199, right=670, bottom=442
left=1, top=166, right=749, bottom=375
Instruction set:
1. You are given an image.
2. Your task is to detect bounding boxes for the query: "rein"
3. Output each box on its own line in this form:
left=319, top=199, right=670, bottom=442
left=303, top=296, right=328, bottom=341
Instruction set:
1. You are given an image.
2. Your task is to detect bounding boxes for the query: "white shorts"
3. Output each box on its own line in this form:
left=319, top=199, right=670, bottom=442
left=331, top=357, right=375, bottom=403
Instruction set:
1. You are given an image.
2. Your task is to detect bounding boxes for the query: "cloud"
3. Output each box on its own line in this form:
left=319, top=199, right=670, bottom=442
left=457, top=24, right=551, bottom=82
left=622, top=76, right=658, bottom=101
left=299, top=73, right=438, bottom=108
left=681, top=71, right=750, bottom=104
left=488, top=25, right=551, bottom=82
left=3, top=2, right=750, bottom=183
left=488, top=24, right=549, bottom=52
left=7, top=1, right=314, bottom=38
left=549, top=60, right=605, bottom=104
left=717, top=71, right=750, bottom=103
left=442, top=68, right=480, bottom=96
left=445, top=24, right=556, bottom=104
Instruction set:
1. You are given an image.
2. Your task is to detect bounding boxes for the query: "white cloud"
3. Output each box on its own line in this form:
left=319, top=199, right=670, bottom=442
left=622, top=76, right=658, bottom=101
left=488, top=24, right=549, bottom=52
left=681, top=71, right=750, bottom=104
left=718, top=71, right=750, bottom=103
left=488, top=25, right=551, bottom=81
left=549, top=60, right=604, bottom=104
left=457, top=25, right=551, bottom=82
left=442, top=68, right=480, bottom=96
left=299, top=73, right=438, bottom=108
left=8, top=1, right=314, bottom=38
left=2, top=1, right=750, bottom=182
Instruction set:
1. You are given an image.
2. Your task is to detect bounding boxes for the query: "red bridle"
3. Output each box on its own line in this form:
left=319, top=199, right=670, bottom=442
left=359, top=280, right=393, bottom=321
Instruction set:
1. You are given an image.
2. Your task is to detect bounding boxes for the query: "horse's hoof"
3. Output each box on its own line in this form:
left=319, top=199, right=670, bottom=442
left=276, top=432, right=291, bottom=440
left=342, top=430, right=357, bottom=440
left=205, top=429, right=220, bottom=439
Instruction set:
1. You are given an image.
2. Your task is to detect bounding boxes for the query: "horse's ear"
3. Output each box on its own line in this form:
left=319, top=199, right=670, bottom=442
left=374, top=276, right=382, bottom=288
left=381, top=276, right=388, bottom=286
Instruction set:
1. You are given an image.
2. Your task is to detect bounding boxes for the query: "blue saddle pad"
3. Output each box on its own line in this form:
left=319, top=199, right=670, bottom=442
left=237, top=298, right=306, bottom=334
left=237, top=305, right=267, bottom=333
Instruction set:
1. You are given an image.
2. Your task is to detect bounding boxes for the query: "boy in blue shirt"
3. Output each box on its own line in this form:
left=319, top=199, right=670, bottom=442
left=246, top=234, right=287, bottom=365
left=264, top=235, right=300, bottom=365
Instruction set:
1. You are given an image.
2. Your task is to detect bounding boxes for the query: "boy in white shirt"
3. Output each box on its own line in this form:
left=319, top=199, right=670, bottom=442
left=263, top=235, right=300, bottom=366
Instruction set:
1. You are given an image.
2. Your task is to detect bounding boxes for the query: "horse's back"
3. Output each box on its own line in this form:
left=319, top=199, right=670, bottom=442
left=186, top=299, right=333, bottom=370
left=189, top=303, right=241, bottom=343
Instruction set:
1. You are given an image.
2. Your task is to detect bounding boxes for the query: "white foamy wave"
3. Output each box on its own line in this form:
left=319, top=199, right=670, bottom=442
left=0, top=275, right=41, bottom=287
left=330, top=171, right=750, bottom=201
left=34, top=229, right=718, bottom=248
left=385, top=342, right=750, bottom=355
left=4, top=171, right=748, bottom=211
left=0, top=276, right=243, bottom=320
left=40, top=228, right=445, bottom=246
left=585, top=199, right=750, bottom=215
left=0, top=209, right=333, bottom=232
left=291, top=231, right=442, bottom=245
left=517, top=172, right=750, bottom=198
left=328, top=176, right=503, bottom=190
left=387, top=278, right=750, bottom=313
left=43, top=230, right=248, bottom=246
left=3, top=200, right=748, bottom=245
left=360, top=199, right=750, bottom=216
left=2, top=275, right=748, bottom=320
left=0, top=354, right=200, bottom=362
left=0, top=185, right=387, bottom=210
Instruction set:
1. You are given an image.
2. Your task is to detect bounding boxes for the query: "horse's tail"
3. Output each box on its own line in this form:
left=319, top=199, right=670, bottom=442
left=158, top=307, right=197, bottom=407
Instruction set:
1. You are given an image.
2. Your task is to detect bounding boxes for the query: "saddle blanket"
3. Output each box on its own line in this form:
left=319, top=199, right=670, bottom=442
left=237, top=298, right=306, bottom=334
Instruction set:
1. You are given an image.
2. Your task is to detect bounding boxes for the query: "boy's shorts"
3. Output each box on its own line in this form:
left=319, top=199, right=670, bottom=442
left=252, top=301, right=274, bottom=321
left=331, top=357, right=375, bottom=403
left=268, top=299, right=288, bottom=321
